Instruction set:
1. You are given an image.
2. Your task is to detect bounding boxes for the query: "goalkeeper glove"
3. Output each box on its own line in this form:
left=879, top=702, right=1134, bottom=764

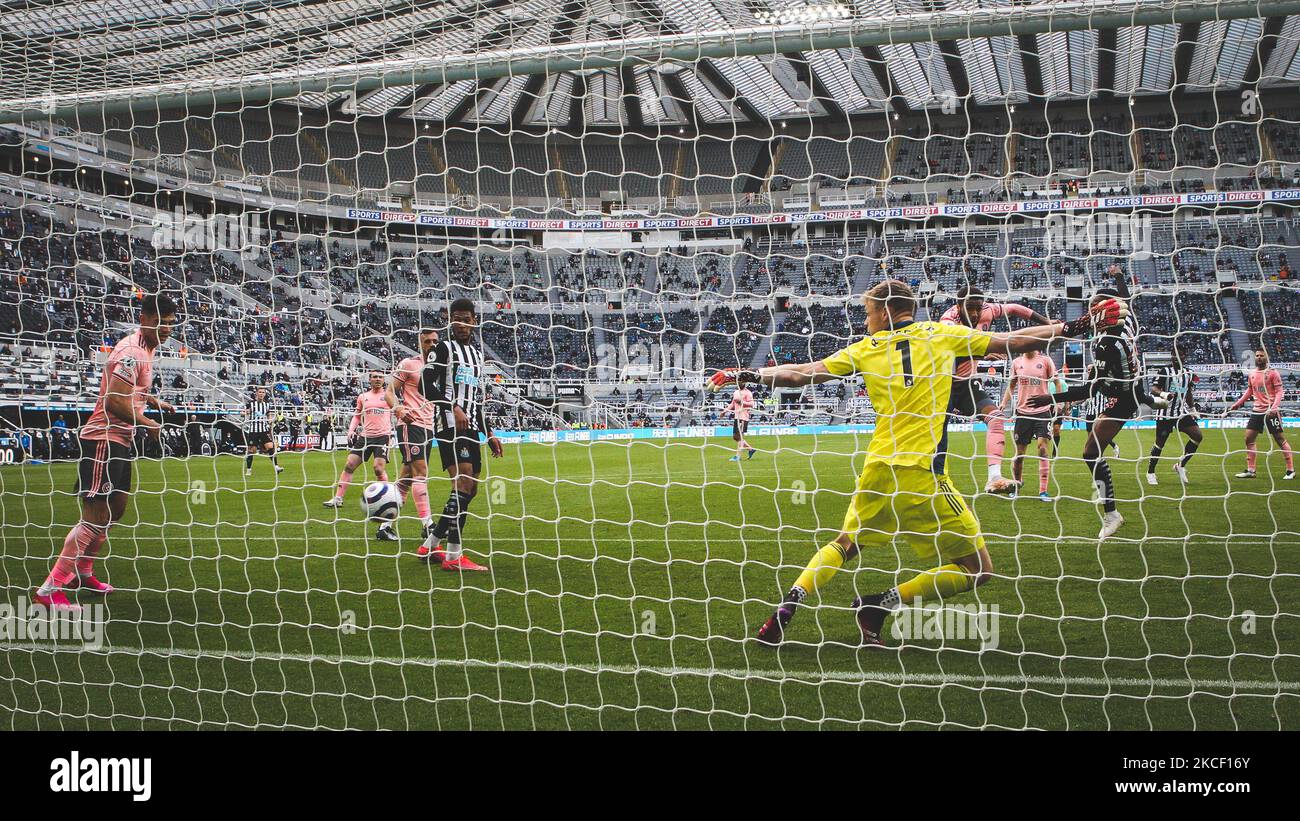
left=1061, top=297, right=1128, bottom=338
left=705, top=368, right=761, bottom=393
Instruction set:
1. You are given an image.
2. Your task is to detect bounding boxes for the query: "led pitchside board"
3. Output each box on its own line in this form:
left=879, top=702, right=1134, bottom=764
left=346, top=189, right=1300, bottom=232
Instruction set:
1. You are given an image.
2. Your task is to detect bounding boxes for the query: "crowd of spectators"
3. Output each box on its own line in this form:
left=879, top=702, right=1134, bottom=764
left=5, top=191, right=1300, bottom=453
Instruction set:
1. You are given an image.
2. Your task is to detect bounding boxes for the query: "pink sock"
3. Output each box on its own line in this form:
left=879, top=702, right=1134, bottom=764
left=413, top=478, right=431, bottom=519
left=986, top=414, right=1006, bottom=467
left=1039, top=459, right=1050, bottom=494
left=399, top=481, right=410, bottom=503
left=1246, top=442, right=1258, bottom=472
left=1283, top=441, right=1294, bottom=471
left=335, top=472, right=352, bottom=498
left=45, top=522, right=105, bottom=590
left=75, top=526, right=110, bottom=576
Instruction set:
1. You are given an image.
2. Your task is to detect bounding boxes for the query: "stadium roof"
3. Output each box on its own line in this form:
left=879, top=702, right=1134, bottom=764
left=0, top=0, right=1296, bottom=128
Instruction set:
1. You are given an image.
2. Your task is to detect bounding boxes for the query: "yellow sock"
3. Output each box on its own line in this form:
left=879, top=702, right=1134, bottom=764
left=896, top=564, right=975, bottom=604
left=793, top=542, right=852, bottom=597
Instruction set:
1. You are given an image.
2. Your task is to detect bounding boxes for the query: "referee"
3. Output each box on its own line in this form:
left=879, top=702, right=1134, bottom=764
left=243, top=387, right=283, bottom=476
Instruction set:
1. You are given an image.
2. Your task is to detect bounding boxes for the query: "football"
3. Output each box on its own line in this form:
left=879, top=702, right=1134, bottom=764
left=361, top=482, right=401, bottom=521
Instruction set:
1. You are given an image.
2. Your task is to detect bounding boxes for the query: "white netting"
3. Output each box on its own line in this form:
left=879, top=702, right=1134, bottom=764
left=0, top=0, right=1298, bottom=730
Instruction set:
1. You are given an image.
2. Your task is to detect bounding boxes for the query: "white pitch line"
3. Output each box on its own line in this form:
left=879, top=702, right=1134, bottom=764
left=16, top=476, right=1300, bottom=490
left=0, top=535, right=1293, bottom=548
left=1, top=641, right=1295, bottom=693
left=0, top=538, right=1294, bottom=551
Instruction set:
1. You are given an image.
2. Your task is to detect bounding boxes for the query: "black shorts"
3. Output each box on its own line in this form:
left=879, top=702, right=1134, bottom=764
left=1247, top=413, right=1284, bottom=436
left=349, top=435, right=390, bottom=461
left=948, top=379, right=995, bottom=418
left=76, top=438, right=132, bottom=500
left=1014, top=413, right=1053, bottom=446
left=1155, top=415, right=1199, bottom=438
left=247, top=431, right=274, bottom=449
left=1094, top=393, right=1139, bottom=421
left=437, top=429, right=482, bottom=472
left=732, top=419, right=749, bottom=441
left=398, top=423, right=433, bottom=464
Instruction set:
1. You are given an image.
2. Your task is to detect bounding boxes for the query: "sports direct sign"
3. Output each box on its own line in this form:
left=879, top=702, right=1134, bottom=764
left=490, top=418, right=1300, bottom=445
left=345, top=188, right=1300, bottom=232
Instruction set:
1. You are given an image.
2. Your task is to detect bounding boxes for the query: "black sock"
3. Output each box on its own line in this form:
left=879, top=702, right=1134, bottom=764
left=431, top=494, right=456, bottom=540
left=245, top=453, right=254, bottom=469
left=1085, top=456, right=1117, bottom=513
left=432, top=491, right=473, bottom=542
left=1181, top=440, right=1199, bottom=467
left=1148, top=444, right=1163, bottom=474
left=271, top=452, right=278, bottom=465
left=455, top=493, right=475, bottom=542
left=776, top=587, right=806, bottom=622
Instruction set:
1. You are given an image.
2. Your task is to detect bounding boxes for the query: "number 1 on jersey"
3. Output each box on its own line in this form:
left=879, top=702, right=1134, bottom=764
left=897, top=339, right=914, bottom=387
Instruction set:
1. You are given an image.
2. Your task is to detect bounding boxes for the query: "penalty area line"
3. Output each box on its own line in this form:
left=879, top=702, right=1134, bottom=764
left=2, top=641, right=1296, bottom=694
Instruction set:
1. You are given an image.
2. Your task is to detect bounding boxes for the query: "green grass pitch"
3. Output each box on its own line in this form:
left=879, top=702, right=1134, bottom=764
left=1, top=427, right=1297, bottom=730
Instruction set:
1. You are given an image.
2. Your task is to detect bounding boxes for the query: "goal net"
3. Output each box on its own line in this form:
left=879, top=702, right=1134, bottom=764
left=0, top=0, right=1297, bottom=730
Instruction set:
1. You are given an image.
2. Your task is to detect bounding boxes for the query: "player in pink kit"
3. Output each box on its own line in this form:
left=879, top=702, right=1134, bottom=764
left=1229, top=348, right=1294, bottom=480
left=35, top=294, right=178, bottom=611
left=725, top=385, right=757, bottom=461
left=323, top=371, right=394, bottom=510
left=389, top=328, right=439, bottom=546
left=939, top=285, right=1052, bottom=494
left=999, top=349, right=1061, bottom=500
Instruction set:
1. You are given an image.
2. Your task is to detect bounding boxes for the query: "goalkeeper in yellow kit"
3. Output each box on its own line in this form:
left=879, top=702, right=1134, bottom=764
left=706, top=279, right=1129, bottom=646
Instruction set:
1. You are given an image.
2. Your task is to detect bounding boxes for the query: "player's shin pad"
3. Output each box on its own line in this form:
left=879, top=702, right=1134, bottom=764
left=431, top=491, right=473, bottom=544
left=793, top=542, right=852, bottom=596
left=1085, top=456, right=1117, bottom=512
left=896, top=564, right=976, bottom=604
left=986, top=413, right=1006, bottom=467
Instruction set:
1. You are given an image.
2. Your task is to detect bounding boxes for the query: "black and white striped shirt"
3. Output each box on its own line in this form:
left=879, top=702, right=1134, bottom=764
left=1066, top=283, right=1146, bottom=418
left=244, top=399, right=272, bottom=434
left=1119, top=307, right=1141, bottom=344
left=1148, top=364, right=1197, bottom=419
left=1062, top=375, right=1104, bottom=420
left=421, top=339, right=487, bottom=434
left=1081, top=393, right=1101, bottom=421
left=1059, top=331, right=1152, bottom=414
left=1090, top=333, right=1141, bottom=401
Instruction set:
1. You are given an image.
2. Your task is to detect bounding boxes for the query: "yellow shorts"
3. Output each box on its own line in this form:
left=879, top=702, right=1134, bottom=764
left=840, top=463, right=985, bottom=563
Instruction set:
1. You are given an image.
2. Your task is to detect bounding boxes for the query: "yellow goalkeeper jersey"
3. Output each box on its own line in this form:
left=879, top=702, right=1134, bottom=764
left=822, top=320, right=992, bottom=473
